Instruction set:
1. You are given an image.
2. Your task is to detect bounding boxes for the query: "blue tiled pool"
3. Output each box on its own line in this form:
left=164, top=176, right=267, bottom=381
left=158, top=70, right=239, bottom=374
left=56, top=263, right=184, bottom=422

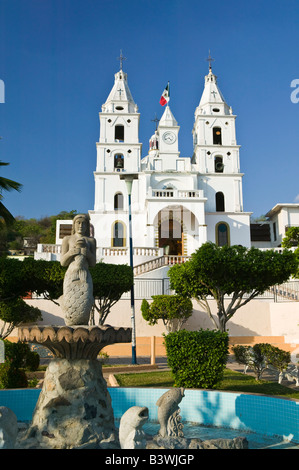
left=1, top=387, right=298, bottom=445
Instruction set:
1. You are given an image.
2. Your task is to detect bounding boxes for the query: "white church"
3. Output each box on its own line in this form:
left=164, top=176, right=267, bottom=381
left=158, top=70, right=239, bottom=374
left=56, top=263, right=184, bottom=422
left=30, top=60, right=299, bottom=350
left=36, top=61, right=299, bottom=273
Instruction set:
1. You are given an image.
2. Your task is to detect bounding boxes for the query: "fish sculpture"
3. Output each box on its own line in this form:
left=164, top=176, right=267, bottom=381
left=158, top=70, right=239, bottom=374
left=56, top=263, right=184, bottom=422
left=156, top=388, right=185, bottom=438
left=119, top=406, right=149, bottom=449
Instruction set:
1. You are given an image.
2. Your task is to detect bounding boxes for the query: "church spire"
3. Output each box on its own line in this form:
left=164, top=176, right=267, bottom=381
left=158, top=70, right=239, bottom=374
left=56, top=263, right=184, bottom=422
left=102, top=56, right=138, bottom=114
left=196, top=55, right=231, bottom=115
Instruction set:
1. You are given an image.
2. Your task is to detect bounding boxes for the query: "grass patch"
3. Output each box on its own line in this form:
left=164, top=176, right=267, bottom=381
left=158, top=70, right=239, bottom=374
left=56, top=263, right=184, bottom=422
left=114, top=368, right=299, bottom=400
left=115, top=370, right=175, bottom=388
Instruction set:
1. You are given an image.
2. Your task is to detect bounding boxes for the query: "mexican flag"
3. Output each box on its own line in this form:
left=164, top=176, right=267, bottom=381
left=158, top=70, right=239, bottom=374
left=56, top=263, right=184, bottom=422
left=159, top=82, right=170, bottom=106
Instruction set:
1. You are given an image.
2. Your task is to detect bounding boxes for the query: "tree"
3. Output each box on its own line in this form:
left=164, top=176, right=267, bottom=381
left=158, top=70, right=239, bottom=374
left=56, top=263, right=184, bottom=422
left=282, top=227, right=299, bottom=248
left=141, top=295, right=193, bottom=332
left=17, top=260, right=133, bottom=326
left=0, top=257, right=42, bottom=339
left=89, top=263, right=133, bottom=325
left=282, top=227, right=299, bottom=278
left=169, top=242, right=298, bottom=332
left=22, top=258, right=66, bottom=304
left=0, top=298, right=41, bottom=339
left=0, top=161, right=22, bottom=225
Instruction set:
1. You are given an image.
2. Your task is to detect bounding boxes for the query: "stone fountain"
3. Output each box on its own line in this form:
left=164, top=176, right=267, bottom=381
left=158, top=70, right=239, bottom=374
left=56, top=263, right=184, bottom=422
left=14, top=214, right=248, bottom=450
left=18, top=214, right=132, bottom=449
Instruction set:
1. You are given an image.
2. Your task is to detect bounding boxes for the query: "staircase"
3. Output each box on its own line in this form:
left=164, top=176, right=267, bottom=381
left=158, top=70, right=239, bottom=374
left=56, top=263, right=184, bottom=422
left=133, top=256, right=299, bottom=303
left=269, top=283, right=299, bottom=301
left=133, top=255, right=190, bottom=276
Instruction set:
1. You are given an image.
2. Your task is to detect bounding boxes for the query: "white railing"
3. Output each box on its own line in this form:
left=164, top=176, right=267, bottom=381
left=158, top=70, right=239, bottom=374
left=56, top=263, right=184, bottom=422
left=151, top=189, right=204, bottom=199
left=134, top=255, right=190, bottom=276
left=100, top=247, right=162, bottom=257
left=121, top=278, right=173, bottom=299
left=269, top=281, right=299, bottom=301
left=36, top=244, right=61, bottom=254
left=121, top=278, right=299, bottom=301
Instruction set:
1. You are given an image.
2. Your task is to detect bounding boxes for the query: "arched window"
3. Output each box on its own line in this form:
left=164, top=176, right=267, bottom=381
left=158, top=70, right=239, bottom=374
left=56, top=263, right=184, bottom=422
left=112, top=221, right=126, bottom=247
left=213, top=127, right=222, bottom=145
left=115, top=125, right=124, bottom=142
left=114, top=192, right=124, bottom=210
left=215, top=192, right=225, bottom=212
left=216, top=222, right=230, bottom=246
left=114, top=154, right=124, bottom=171
left=215, top=155, right=224, bottom=173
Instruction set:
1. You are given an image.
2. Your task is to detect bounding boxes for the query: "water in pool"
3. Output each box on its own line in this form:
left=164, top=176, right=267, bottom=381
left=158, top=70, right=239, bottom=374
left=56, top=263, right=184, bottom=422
left=140, top=421, right=299, bottom=449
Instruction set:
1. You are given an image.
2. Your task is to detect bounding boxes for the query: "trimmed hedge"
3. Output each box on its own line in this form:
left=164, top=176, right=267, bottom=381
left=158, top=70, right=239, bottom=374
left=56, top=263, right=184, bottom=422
left=0, top=340, right=40, bottom=389
left=164, top=329, right=229, bottom=389
left=232, top=343, right=291, bottom=380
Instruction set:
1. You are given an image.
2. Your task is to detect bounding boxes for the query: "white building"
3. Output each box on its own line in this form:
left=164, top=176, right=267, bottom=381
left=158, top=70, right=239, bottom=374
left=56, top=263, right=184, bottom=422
left=86, top=63, right=251, bottom=267
left=35, top=64, right=299, bottom=266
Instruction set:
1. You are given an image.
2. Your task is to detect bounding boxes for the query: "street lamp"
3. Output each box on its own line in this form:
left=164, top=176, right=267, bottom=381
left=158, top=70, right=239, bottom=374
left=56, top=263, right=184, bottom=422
left=120, top=173, right=138, bottom=364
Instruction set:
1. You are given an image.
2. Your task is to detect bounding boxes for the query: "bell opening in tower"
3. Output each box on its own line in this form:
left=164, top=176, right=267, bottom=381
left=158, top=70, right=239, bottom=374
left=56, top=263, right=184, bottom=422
left=213, top=127, right=222, bottom=145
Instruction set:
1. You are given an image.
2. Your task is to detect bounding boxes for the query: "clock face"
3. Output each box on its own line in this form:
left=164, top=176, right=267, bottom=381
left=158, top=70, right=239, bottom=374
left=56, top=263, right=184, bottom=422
left=162, top=131, right=176, bottom=144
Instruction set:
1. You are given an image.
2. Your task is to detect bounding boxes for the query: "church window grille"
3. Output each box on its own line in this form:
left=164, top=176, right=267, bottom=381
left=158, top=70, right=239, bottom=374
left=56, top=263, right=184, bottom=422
left=216, top=222, right=230, bottom=246
left=115, top=125, right=124, bottom=142
left=216, top=192, right=225, bottom=212
left=114, top=192, right=124, bottom=210
left=213, top=127, right=222, bottom=145
left=112, top=221, right=125, bottom=247
left=215, top=156, right=224, bottom=173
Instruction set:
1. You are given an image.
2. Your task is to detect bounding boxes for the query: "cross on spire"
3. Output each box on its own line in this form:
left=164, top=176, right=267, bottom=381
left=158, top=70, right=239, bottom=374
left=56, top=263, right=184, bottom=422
left=151, top=113, right=159, bottom=131
left=206, top=50, right=215, bottom=71
left=117, top=49, right=127, bottom=71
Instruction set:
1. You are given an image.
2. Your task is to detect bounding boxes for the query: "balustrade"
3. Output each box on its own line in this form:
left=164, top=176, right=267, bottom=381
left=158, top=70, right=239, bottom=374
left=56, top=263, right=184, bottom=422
left=151, top=189, right=203, bottom=199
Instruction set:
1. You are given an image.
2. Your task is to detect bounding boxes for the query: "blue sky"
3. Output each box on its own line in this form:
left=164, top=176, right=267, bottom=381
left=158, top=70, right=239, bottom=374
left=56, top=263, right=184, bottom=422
left=0, top=0, right=298, bottom=220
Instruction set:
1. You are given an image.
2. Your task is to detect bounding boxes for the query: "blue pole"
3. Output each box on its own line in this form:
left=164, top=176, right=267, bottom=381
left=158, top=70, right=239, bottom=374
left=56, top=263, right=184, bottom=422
left=128, top=192, right=137, bottom=364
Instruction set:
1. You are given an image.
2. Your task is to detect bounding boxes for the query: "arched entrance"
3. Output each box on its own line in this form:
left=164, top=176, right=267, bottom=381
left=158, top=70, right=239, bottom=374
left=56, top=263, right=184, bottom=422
left=156, top=207, right=185, bottom=255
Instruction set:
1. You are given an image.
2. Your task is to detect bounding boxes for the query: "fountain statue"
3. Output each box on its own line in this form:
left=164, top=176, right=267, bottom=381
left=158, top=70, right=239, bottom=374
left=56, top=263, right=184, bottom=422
left=59, top=213, right=96, bottom=326
left=18, top=214, right=132, bottom=449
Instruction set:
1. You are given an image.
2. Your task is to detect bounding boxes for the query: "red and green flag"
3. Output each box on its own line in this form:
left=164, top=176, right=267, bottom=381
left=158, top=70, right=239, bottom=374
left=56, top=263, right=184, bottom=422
left=159, top=82, right=170, bottom=106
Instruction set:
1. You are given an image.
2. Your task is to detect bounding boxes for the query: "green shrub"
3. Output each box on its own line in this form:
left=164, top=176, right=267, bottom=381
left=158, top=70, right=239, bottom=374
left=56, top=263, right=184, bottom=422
left=0, top=340, right=40, bottom=388
left=250, top=343, right=270, bottom=380
left=265, top=345, right=291, bottom=373
left=25, top=350, right=40, bottom=371
left=141, top=295, right=193, bottom=332
left=3, top=340, right=40, bottom=371
left=164, top=329, right=229, bottom=389
left=4, top=340, right=30, bottom=368
left=231, top=345, right=251, bottom=369
left=0, top=362, right=28, bottom=389
left=232, top=343, right=291, bottom=380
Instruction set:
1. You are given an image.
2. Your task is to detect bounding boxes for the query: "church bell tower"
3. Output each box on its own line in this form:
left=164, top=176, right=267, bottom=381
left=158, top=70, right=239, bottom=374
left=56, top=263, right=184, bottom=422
left=191, top=55, right=251, bottom=247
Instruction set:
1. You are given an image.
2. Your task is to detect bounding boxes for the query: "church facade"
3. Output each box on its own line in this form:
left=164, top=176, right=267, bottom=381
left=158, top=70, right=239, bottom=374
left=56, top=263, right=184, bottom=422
left=88, top=64, right=251, bottom=264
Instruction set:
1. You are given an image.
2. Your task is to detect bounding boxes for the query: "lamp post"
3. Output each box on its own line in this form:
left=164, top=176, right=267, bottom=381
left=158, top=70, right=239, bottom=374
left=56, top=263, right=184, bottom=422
left=120, top=173, right=138, bottom=364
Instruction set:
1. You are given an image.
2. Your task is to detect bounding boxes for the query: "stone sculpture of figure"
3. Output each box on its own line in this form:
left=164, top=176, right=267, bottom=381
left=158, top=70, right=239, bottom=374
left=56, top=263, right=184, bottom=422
left=60, top=214, right=96, bottom=326
left=156, top=388, right=185, bottom=438
left=0, top=406, right=18, bottom=449
left=119, top=406, right=149, bottom=449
